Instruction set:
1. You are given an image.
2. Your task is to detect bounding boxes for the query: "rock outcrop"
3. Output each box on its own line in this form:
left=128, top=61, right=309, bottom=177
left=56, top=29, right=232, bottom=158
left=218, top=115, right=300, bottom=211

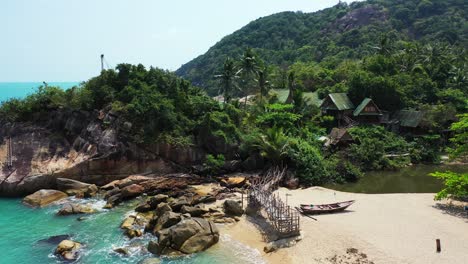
left=0, top=109, right=206, bottom=197
left=148, top=218, right=219, bottom=255
left=223, top=200, right=244, bottom=216
left=55, top=240, right=81, bottom=261
left=23, top=189, right=68, bottom=207
left=57, top=203, right=96, bottom=215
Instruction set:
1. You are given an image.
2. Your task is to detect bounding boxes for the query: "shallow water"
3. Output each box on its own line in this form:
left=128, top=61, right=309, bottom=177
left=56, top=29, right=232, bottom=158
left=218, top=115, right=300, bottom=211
left=325, top=164, right=468, bottom=194
left=0, top=197, right=265, bottom=264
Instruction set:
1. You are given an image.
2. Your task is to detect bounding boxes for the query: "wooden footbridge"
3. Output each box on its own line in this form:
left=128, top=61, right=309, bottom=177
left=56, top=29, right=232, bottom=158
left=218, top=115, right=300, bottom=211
left=247, top=168, right=301, bottom=238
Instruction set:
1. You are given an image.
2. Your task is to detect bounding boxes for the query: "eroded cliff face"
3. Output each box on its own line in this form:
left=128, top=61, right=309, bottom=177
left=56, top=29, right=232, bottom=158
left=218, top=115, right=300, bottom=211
left=0, top=109, right=205, bottom=196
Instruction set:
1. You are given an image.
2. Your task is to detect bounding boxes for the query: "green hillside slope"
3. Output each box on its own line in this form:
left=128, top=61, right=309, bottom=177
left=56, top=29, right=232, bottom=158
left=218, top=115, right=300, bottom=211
left=176, top=0, right=467, bottom=95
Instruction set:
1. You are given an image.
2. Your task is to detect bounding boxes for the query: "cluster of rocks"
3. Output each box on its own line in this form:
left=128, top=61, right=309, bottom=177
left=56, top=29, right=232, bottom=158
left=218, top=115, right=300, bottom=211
left=22, top=174, right=249, bottom=261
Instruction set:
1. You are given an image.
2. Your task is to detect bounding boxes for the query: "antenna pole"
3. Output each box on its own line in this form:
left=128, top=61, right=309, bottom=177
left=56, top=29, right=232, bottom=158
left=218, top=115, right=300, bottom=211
left=101, top=54, right=104, bottom=71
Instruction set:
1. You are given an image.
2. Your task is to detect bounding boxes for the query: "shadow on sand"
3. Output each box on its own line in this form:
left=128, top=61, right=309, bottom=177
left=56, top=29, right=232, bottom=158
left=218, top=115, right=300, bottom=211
left=433, top=203, right=468, bottom=222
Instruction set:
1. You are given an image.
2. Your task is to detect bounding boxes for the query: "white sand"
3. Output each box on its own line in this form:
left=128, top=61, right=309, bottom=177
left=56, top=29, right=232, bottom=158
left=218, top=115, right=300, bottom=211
left=226, top=187, right=468, bottom=264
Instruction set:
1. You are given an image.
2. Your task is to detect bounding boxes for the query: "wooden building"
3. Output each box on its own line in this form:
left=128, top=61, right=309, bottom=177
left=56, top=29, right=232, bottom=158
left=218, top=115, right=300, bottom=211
left=392, top=110, right=425, bottom=134
left=320, top=93, right=355, bottom=127
left=353, top=98, right=383, bottom=124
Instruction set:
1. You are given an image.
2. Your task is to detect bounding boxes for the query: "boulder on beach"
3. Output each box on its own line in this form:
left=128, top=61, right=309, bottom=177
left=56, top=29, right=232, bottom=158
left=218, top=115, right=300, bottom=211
left=55, top=240, right=81, bottom=261
left=148, top=218, right=219, bottom=255
left=23, top=189, right=68, bottom=207
left=121, top=215, right=136, bottom=230
left=223, top=200, right=244, bottom=216
left=181, top=205, right=207, bottom=217
left=220, top=177, right=247, bottom=188
left=169, top=196, right=191, bottom=211
left=153, top=211, right=182, bottom=233
left=57, top=203, right=96, bottom=216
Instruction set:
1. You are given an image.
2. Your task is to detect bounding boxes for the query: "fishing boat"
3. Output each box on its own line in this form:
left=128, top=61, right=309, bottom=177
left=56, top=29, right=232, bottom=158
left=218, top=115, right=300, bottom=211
left=299, top=200, right=355, bottom=214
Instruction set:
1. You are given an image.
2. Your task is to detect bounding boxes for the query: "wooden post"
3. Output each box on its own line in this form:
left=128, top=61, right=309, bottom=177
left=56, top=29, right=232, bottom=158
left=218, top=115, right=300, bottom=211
left=436, top=239, right=441, bottom=252
left=241, top=192, right=244, bottom=208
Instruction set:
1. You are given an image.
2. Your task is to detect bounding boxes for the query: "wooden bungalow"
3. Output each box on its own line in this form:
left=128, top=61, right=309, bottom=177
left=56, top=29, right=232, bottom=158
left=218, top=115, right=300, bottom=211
left=353, top=98, right=383, bottom=124
left=392, top=110, right=425, bottom=134
left=320, top=93, right=355, bottom=127
left=327, top=127, right=354, bottom=147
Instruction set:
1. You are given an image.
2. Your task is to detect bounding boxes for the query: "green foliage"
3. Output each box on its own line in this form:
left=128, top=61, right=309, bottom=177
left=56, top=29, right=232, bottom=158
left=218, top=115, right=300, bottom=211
left=409, top=135, right=442, bottom=163
left=288, top=138, right=329, bottom=185
left=348, top=126, right=410, bottom=170
left=256, top=103, right=302, bottom=130
left=448, top=114, right=468, bottom=160
left=204, top=154, right=226, bottom=175
left=253, top=126, right=291, bottom=166
left=430, top=171, right=468, bottom=200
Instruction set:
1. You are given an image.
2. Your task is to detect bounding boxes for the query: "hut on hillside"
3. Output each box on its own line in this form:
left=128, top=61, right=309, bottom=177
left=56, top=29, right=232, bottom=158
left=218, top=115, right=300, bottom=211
left=392, top=110, right=425, bottom=134
left=353, top=98, right=383, bottom=124
left=320, top=93, right=355, bottom=127
left=327, top=127, right=354, bottom=147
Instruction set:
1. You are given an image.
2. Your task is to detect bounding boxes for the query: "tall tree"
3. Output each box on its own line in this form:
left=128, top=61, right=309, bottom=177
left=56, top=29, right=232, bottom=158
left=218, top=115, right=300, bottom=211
left=256, top=66, right=270, bottom=100
left=240, top=48, right=260, bottom=105
left=215, top=57, right=239, bottom=103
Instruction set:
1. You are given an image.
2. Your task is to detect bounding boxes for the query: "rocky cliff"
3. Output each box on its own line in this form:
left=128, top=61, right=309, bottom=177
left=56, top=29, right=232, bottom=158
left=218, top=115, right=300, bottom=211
left=0, top=109, right=206, bottom=196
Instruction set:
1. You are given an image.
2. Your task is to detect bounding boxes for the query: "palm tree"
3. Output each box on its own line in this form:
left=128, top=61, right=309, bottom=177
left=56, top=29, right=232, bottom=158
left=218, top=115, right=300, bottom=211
left=256, top=66, right=270, bottom=100
left=285, top=71, right=296, bottom=104
left=254, top=126, right=290, bottom=168
left=215, top=57, right=240, bottom=103
left=240, top=48, right=260, bottom=106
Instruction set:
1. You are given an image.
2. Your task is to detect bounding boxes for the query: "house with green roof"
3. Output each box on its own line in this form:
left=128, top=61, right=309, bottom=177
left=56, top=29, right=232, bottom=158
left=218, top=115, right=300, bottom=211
left=320, top=93, right=355, bottom=127
left=353, top=98, right=383, bottom=124
left=392, top=110, right=426, bottom=134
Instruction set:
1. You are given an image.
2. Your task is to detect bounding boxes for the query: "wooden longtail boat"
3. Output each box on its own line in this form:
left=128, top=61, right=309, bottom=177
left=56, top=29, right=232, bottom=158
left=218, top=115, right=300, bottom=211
left=299, top=200, right=355, bottom=214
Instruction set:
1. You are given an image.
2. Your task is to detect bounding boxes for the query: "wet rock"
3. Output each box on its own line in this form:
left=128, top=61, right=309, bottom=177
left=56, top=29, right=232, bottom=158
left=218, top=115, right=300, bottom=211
left=77, top=216, right=88, bottom=221
left=57, top=203, right=96, bottom=215
left=105, top=193, right=122, bottom=208
left=223, top=200, right=244, bottom=216
left=23, top=189, right=68, bottom=207
left=155, top=203, right=172, bottom=217
left=121, top=184, right=145, bottom=199
left=55, top=240, right=81, bottom=261
left=180, top=205, right=207, bottom=217
left=121, top=215, right=136, bottom=229
left=114, top=247, right=130, bottom=255
left=125, top=228, right=143, bottom=239
left=57, top=178, right=93, bottom=192
left=149, top=218, right=219, bottom=255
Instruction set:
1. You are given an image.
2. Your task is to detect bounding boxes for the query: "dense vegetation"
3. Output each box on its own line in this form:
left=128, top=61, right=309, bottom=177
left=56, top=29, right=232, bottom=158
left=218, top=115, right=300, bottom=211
left=1, top=0, right=466, bottom=187
left=177, top=0, right=467, bottom=97
left=0, top=65, right=236, bottom=147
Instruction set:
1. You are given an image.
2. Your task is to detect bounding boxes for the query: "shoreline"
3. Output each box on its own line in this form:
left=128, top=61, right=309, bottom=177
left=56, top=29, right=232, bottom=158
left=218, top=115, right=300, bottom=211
left=225, top=187, right=468, bottom=264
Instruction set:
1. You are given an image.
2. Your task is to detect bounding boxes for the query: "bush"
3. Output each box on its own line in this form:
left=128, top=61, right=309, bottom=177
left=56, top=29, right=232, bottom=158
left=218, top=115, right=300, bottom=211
left=288, top=138, right=328, bottom=185
left=430, top=171, right=468, bottom=200
left=204, top=154, right=225, bottom=175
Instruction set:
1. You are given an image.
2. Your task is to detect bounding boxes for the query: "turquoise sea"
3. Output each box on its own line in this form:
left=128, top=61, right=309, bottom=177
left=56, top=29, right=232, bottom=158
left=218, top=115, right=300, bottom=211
left=0, top=82, right=80, bottom=102
left=0, top=197, right=265, bottom=264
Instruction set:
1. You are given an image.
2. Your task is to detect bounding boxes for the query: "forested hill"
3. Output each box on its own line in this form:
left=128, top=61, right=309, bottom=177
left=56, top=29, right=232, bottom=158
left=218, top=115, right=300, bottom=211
left=176, top=0, right=467, bottom=95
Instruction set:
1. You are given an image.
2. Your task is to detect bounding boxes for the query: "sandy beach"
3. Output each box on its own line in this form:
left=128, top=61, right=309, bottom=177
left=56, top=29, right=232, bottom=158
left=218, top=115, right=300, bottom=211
left=224, top=187, right=468, bottom=264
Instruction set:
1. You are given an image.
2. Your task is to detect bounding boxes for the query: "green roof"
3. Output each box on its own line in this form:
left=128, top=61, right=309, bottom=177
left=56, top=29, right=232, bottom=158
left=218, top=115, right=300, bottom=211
left=326, top=93, right=354, bottom=111
left=353, top=98, right=382, bottom=116
left=394, top=110, right=424, bottom=128
left=271, top=89, right=322, bottom=106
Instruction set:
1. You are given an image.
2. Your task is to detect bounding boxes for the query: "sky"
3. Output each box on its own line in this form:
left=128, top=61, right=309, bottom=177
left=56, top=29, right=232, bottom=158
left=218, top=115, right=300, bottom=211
left=1, top=0, right=357, bottom=82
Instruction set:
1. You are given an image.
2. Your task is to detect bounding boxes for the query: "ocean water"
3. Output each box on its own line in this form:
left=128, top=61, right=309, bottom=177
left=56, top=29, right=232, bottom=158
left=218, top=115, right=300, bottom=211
left=0, top=82, right=80, bottom=103
left=0, top=197, right=265, bottom=264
